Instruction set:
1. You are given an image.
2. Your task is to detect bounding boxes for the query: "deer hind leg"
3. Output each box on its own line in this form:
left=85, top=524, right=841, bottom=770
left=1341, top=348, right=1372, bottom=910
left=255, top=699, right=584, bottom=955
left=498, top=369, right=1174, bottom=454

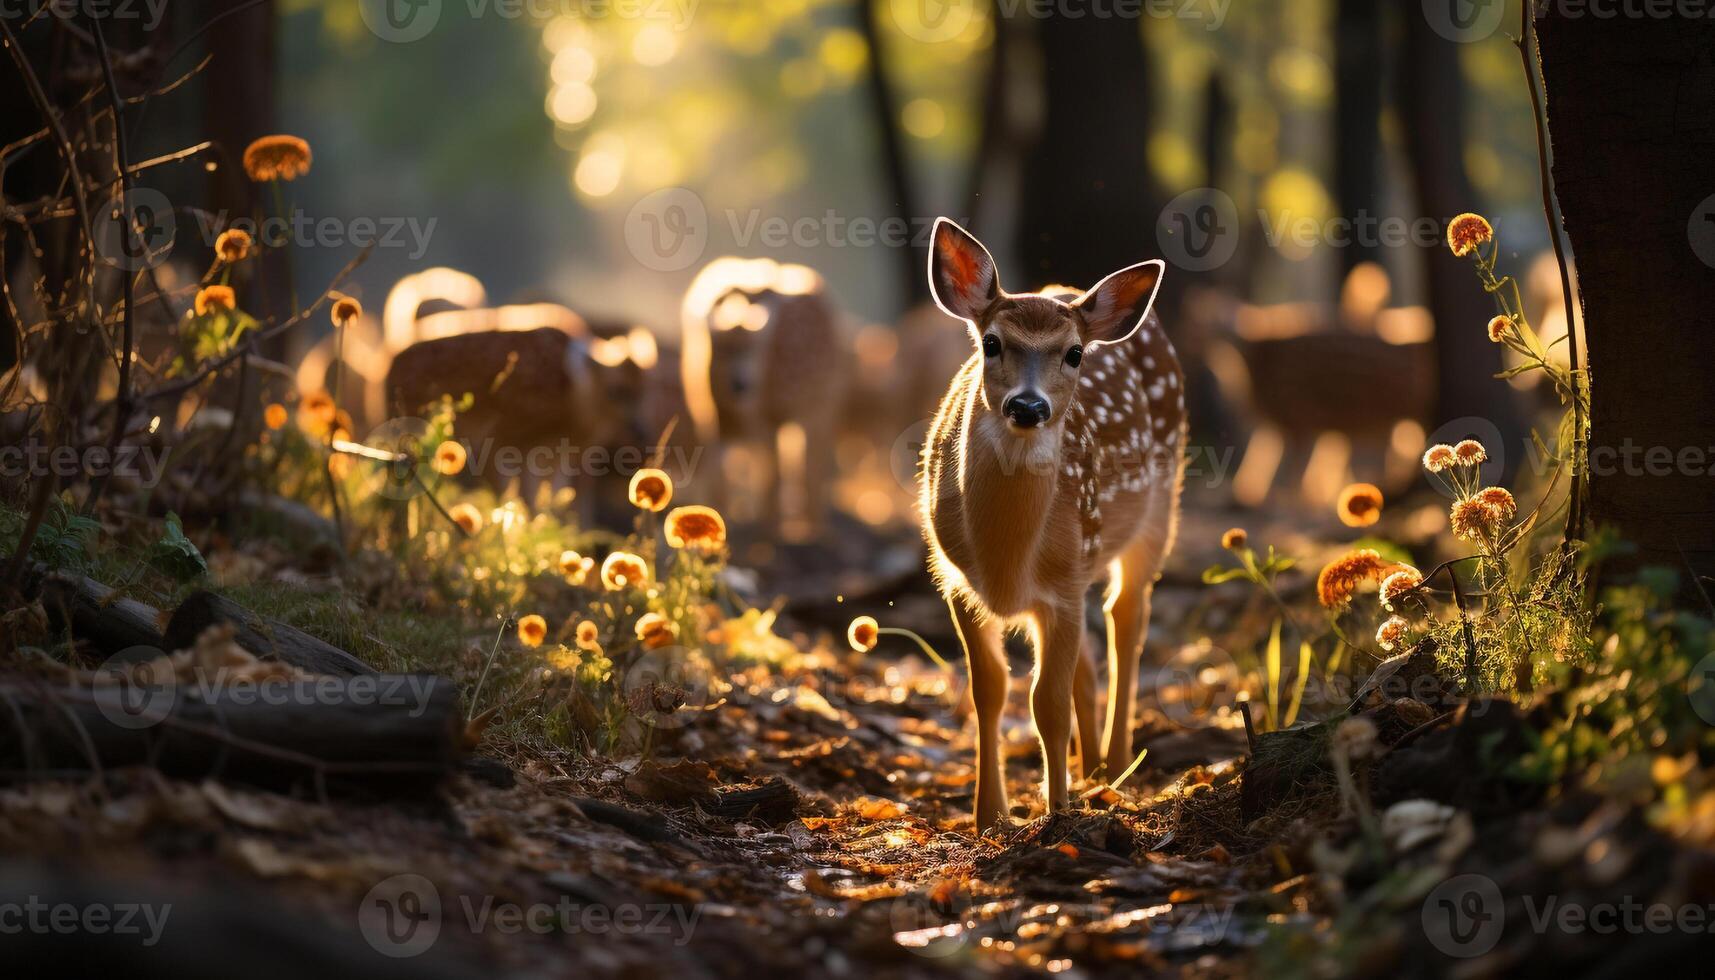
left=1031, top=600, right=1084, bottom=815
left=949, top=594, right=1008, bottom=832
left=1072, top=628, right=1102, bottom=781
left=1102, top=487, right=1177, bottom=777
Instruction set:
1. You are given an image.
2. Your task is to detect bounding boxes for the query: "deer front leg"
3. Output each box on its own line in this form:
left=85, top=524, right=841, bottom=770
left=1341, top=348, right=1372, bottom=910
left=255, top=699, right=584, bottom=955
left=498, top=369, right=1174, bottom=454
left=949, top=595, right=1008, bottom=832
left=1031, top=600, right=1084, bottom=814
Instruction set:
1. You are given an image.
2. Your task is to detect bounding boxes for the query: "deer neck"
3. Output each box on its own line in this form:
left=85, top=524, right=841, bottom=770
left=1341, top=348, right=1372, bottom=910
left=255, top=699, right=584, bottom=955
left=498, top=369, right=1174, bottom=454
left=957, top=404, right=1065, bottom=582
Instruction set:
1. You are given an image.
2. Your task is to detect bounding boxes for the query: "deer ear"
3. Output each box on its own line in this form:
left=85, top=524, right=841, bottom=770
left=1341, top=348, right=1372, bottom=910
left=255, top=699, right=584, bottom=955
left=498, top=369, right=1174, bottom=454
left=928, top=218, right=1000, bottom=325
left=1073, top=259, right=1164, bottom=350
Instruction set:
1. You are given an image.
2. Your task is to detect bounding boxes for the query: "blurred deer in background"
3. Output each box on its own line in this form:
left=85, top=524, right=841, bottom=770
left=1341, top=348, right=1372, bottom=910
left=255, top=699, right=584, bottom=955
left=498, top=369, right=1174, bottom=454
left=1184, top=262, right=1435, bottom=508
left=919, top=220, right=1185, bottom=831
left=385, top=317, right=663, bottom=516
left=680, top=257, right=846, bottom=537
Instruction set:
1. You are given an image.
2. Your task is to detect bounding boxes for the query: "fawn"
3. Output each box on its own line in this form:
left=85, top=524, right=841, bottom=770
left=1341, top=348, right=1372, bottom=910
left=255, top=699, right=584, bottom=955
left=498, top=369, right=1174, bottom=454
left=920, top=219, right=1186, bottom=832
left=680, top=257, right=846, bottom=536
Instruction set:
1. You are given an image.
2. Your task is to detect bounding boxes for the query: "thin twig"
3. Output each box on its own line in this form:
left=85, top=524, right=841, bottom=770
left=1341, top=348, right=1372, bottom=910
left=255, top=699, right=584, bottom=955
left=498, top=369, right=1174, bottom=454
left=1517, top=5, right=1586, bottom=545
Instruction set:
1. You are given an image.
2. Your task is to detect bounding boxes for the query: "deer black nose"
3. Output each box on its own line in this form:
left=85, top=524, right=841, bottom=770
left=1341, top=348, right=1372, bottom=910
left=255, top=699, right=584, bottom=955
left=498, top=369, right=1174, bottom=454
left=1003, top=392, right=1050, bottom=428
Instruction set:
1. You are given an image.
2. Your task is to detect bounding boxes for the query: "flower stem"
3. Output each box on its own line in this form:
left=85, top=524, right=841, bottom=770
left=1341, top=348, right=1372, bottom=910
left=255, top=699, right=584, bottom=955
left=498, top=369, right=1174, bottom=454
left=877, top=626, right=951, bottom=671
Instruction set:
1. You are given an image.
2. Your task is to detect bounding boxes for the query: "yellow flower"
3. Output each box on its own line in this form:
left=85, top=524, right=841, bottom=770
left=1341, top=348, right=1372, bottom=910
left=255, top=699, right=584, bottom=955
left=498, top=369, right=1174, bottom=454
left=1487, top=315, right=1512, bottom=343
left=664, top=505, right=727, bottom=552
left=432, top=440, right=466, bottom=476
left=449, top=502, right=483, bottom=535
left=330, top=294, right=362, bottom=327
left=1453, top=439, right=1487, bottom=466
left=627, top=468, right=674, bottom=512
left=1422, top=444, right=1457, bottom=473
left=847, top=615, right=880, bottom=653
left=1220, top=527, right=1248, bottom=551
left=1450, top=497, right=1497, bottom=542
left=1316, top=549, right=1390, bottom=609
left=635, top=613, right=677, bottom=649
left=1376, top=616, right=1410, bottom=652
left=195, top=285, right=236, bottom=316
left=517, top=614, right=549, bottom=648
left=600, top=551, right=650, bottom=590
left=298, top=390, right=336, bottom=435
left=243, top=134, right=312, bottom=182
left=575, top=620, right=601, bottom=651
left=559, top=550, right=595, bottom=586
left=263, top=403, right=288, bottom=430
left=1380, top=567, right=1423, bottom=612
left=1476, top=486, right=1517, bottom=521
left=1446, top=212, right=1493, bottom=258
left=1336, top=483, right=1384, bottom=528
left=215, top=228, right=252, bottom=263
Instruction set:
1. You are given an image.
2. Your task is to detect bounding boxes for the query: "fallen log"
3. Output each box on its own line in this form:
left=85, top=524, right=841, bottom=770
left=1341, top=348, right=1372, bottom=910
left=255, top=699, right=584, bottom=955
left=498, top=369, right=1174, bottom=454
left=163, top=590, right=373, bottom=676
left=32, top=569, right=166, bottom=659
left=0, top=674, right=460, bottom=793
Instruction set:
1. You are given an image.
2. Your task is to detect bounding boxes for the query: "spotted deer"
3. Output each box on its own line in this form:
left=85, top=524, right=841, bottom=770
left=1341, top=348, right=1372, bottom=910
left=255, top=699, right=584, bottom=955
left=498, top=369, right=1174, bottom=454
left=919, top=219, right=1186, bottom=832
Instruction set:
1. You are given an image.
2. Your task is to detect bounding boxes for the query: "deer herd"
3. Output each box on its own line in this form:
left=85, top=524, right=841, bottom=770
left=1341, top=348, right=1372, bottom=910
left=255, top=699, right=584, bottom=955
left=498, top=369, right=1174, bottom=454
left=377, top=222, right=1188, bottom=830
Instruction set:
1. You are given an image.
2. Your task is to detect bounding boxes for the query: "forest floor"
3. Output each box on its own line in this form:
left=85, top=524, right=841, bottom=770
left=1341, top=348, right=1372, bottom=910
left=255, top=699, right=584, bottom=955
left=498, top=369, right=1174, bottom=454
left=2, top=503, right=1710, bottom=979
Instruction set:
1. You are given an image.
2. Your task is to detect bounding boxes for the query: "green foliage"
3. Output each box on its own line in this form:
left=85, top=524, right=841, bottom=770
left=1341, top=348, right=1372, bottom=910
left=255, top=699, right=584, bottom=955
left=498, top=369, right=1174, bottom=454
left=149, top=513, right=208, bottom=583
left=1512, top=571, right=1715, bottom=786
left=0, top=494, right=101, bottom=571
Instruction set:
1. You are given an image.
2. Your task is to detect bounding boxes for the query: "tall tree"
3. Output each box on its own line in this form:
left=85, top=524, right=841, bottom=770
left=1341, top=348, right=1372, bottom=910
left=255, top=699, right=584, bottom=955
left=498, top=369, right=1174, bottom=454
left=1333, top=0, right=1383, bottom=278
left=1537, top=11, right=1715, bottom=588
left=1014, top=14, right=1164, bottom=290
left=859, top=0, right=927, bottom=308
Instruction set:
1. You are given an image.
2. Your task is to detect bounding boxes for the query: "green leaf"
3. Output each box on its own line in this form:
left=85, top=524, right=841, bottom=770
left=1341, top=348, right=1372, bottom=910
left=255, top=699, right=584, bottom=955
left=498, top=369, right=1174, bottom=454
left=149, top=512, right=208, bottom=583
left=1263, top=618, right=1282, bottom=732
left=1201, top=565, right=1250, bottom=585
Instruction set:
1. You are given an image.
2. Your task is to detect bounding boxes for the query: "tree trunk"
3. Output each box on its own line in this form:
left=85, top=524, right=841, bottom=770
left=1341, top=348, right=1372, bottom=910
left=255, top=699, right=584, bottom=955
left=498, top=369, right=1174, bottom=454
left=1396, top=11, right=1524, bottom=467
left=202, top=0, right=290, bottom=332
left=1334, top=0, right=1383, bottom=278
left=859, top=0, right=926, bottom=309
left=1537, top=12, right=1715, bottom=589
left=1015, top=13, right=1164, bottom=290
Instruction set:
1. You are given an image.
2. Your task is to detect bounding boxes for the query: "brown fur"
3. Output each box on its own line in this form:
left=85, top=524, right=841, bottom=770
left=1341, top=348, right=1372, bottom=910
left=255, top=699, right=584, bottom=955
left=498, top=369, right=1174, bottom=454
left=920, top=220, right=1186, bottom=831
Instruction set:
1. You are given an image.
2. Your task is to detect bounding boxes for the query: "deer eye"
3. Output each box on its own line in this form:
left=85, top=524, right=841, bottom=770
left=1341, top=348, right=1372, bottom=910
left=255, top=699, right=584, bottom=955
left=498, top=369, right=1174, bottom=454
left=1064, top=345, right=1083, bottom=368
left=982, top=334, right=1001, bottom=358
